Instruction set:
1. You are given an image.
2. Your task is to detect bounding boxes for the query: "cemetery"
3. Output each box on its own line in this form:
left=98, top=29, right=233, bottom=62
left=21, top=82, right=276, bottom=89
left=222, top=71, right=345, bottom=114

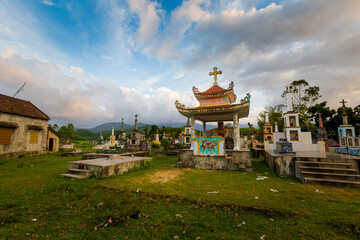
left=1, top=65, right=359, bottom=239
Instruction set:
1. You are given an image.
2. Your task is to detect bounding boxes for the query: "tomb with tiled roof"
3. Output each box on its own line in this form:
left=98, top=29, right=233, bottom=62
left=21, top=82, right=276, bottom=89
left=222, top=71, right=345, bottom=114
left=174, top=67, right=252, bottom=171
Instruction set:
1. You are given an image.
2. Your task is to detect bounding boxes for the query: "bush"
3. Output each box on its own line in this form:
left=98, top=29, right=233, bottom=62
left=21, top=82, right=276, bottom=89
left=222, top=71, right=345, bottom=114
left=151, top=140, right=161, bottom=148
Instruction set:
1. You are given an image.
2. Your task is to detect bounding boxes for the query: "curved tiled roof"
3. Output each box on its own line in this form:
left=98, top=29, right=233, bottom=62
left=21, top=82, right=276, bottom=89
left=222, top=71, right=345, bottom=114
left=195, top=85, right=230, bottom=95
left=0, top=93, right=50, bottom=120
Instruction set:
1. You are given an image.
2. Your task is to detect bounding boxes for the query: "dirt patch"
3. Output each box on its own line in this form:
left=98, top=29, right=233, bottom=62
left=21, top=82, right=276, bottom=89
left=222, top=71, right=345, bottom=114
left=148, top=169, right=187, bottom=183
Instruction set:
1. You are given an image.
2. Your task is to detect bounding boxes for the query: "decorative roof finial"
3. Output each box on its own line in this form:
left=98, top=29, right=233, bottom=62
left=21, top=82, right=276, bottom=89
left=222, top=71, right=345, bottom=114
left=209, top=67, right=222, bottom=85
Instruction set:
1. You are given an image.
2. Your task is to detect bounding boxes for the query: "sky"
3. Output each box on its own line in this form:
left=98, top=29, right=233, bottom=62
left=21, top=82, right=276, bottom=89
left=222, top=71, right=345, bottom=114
left=0, top=0, right=359, bottom=128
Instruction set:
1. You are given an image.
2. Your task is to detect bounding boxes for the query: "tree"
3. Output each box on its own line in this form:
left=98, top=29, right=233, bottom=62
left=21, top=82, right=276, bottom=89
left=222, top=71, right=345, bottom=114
left=53, top=124, right=59, bottom=131
left=58, top=123, right=76, bottom=144
left=144, top=127, right=149, bottom=140
left=257, top=104, right=285, bottom=141
left=282, top=79, right=321, bottom=131
left=308, top=102, right=360, bottom=140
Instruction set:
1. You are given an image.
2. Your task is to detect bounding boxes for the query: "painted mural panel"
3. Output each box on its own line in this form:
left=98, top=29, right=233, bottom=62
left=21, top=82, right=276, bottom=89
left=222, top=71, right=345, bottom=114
left=193, top=136, right=224, bottom=156
left=201, top=97, right=228, bottom=106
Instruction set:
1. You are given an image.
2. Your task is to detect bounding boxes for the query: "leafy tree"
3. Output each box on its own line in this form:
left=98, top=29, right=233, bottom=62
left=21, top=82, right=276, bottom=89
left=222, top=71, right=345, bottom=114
left=308, top=102, right=360, bottom=139
left=161, top=138, right=170, bottom=153
left=53, top=124, right=59, bottom=131
left=58, top=123, right=76, bottom=143
left=257, top=105, right=285, bottom=141
left=282, top=79, right=321, bottom=131
left=144, top=127, right=149, bottom=140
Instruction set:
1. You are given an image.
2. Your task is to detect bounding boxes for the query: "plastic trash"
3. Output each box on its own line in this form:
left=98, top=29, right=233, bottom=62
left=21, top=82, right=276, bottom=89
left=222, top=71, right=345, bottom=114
left=270, top=189, right=278, bottom=192
left=256, top=176, right=268, bottom=180
left=207, top=191, right=219, bottom=194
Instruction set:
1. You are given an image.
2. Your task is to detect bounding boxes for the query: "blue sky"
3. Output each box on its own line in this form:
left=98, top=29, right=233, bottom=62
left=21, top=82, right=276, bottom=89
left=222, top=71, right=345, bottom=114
left=0, top=0, right=359, bottom=128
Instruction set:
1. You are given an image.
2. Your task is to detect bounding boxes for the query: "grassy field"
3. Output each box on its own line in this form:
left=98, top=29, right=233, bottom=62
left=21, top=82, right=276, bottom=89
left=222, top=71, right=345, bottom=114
left=0, top=154, right=359, bottom=239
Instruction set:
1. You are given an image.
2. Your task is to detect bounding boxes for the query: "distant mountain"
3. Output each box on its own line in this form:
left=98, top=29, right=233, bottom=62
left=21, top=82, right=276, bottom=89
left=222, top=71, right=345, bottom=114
left=77, top=122, right=148, bottom=133
left=77, top=121, right=250, bottom=133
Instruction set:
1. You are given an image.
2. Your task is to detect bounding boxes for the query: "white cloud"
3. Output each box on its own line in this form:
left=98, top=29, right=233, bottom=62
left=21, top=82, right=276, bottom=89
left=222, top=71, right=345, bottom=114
left=42, top=0, right=55, bottom=6
left=102, top=55, right=113, bottom=60
left=127, top=0, right=160, bottom=46
left=0, top=52, right=194, bottom=127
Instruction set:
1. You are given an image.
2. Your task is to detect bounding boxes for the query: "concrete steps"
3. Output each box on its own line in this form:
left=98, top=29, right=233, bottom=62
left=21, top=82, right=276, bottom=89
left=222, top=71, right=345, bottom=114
left=298, top=166, right=357, bottom=174
left=296, top=158, right=360, bottom=188
left=297, top=161, right=354, bottom=169
left=61, top=167, right=94, bottom=179
left=303, top=177, right=360, bottom=188
left=68, top=168, right=94, bottom=177
left=301, top=171, right=360, bottom=181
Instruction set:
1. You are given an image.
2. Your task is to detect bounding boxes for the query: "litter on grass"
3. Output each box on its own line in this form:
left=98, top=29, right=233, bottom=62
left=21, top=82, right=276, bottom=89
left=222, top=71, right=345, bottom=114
left=256, top=176, right=268, bottom=180
left=270, top=189, right=278, bottom=192
left=315, top=189, right=323, bottom=193
left=207, top=191, right=219, bottom=194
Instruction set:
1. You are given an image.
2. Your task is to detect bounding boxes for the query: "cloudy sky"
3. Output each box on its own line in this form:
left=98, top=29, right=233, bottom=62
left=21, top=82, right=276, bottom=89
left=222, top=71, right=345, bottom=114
left=0, top=0, right=359, bottom=128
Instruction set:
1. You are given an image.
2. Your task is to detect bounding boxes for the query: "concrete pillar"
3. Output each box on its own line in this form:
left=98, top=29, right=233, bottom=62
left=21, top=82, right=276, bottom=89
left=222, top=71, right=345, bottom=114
left=275, top=122, right=279, bottom=132
left=286, top=92, right=293, bottom=112
left=244, top=136, right=248, bottom=149
left=265, top=112, right=269, bottom=123
left=233, top=112, right=240, bottom=150
left=190, top=115, right=195, bottom=150
left=203, top=121, right=206, bottom=136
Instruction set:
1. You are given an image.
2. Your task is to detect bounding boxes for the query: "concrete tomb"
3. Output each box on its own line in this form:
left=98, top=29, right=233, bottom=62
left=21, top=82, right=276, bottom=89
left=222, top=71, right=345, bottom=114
left=175, top=67, right=252, bottom=171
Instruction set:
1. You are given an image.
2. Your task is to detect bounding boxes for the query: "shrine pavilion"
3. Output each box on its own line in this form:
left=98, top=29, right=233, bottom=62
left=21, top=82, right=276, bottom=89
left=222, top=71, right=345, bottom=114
left=174, top=67, right=252, bottom=171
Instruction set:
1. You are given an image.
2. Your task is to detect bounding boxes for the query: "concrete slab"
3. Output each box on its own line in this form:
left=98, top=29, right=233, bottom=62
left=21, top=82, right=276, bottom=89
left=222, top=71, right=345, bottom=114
left=65, top=156, right=152, bottom=178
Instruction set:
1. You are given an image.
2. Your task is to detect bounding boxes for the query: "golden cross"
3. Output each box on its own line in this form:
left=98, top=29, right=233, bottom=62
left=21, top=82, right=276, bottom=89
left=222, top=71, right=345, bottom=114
left=209, top=67, right=222, bottom=85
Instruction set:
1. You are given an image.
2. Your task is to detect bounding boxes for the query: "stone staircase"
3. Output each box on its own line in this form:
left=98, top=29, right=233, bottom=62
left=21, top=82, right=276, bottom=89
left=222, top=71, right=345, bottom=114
left=295, top=158, right=360, bottom=188
left=60, top=162, right=94, bottom=179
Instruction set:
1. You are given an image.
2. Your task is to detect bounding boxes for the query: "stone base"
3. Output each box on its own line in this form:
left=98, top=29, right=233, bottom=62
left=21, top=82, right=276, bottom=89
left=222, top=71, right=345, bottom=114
left=176, top=149, right=252, bottom=171
left=66, top=156, right=152, bottom=178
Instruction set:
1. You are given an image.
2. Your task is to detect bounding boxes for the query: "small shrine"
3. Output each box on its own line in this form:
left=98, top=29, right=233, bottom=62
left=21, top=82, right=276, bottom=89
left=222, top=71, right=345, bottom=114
left=125, top=114, right=150, bottom=151
left=336, top=100, right=360, bottom=155
left=178, top=117, right=192, bottom=147
left=175, top=67, right=252, bottom=171
left=263, top=112, right=273, bottom=142
left=265, top=86, right=325, bottom=152
left=109, top=127, right=117, bottom=145
left=94, top=128, right=105, bottom=145
left=117, top=118, right=126, bottom=149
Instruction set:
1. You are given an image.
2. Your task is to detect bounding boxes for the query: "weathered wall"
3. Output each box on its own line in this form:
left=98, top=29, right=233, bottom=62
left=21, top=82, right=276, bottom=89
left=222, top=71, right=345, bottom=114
left=48, top=130, right=59, bottom=152
left=265, top=151, right=295, bottom=176
left=177, top=149, right=252, bottom=171
left=0, top=113, right=48, bottom=157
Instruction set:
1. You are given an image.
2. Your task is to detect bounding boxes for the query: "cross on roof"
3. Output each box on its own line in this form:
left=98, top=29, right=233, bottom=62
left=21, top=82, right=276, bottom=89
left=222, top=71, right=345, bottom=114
left=209, top=67, right=222, bottom=85
left=340, top=99, right=347, bottom=107
left=135, top=114, right=138, bottom=119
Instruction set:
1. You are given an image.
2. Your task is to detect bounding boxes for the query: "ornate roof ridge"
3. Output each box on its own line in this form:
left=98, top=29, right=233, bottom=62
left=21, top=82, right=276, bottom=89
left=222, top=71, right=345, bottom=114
left=192, top=81, right=234, bottom=96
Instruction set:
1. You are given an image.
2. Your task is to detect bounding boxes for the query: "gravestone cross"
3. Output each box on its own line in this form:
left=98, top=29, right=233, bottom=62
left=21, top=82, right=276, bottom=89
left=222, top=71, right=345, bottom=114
left=340, top=99, right=347, bottom=108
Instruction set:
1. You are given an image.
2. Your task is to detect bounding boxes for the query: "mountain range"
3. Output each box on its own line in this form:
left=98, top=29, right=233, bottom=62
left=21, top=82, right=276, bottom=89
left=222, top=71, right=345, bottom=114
left=76, top=122, right=250, bottom=133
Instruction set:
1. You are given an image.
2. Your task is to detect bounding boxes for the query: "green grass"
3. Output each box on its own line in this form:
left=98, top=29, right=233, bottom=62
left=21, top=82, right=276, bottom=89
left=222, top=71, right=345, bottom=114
left=0, top=154, right=359, bottom=239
